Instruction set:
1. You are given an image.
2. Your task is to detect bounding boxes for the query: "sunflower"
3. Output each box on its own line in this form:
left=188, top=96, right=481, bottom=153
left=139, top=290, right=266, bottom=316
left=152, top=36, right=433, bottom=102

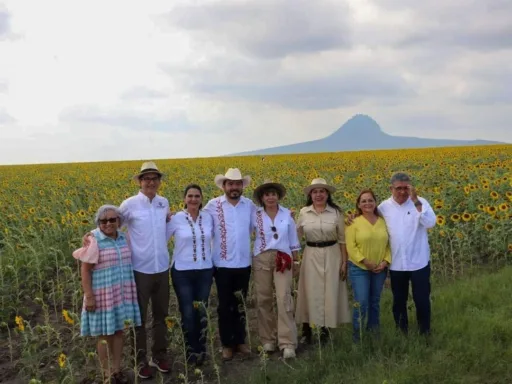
left=462, top=212, right=472, bottom=222
left=486, top=206, right=497, bottom=215
left=58, top=353, right=66, bottom=369
left=450, top=213, right=461, bottom=223
left=484, top=223, right=494, bottom=232
left=508, top=243, right=512, bottom=252
left=463, top=186, right=470, bottom=194
left=478, top=204, right=485, bottom=211
left=455, top=232, right=464, bottom=239
left=62, top=310, right=74, bottom=325
left=439, top=230, right=446, bottom=237
left=490, top=191, right=499, bottom=199
left=436, top=215, right=446, bottom=226
left=28, top=207, right=36, bottom=214
left=482, top=184, right=490, bottom=190
left=499, top=203, right=509, bottom=212
left=165, top=316, right=175, bottom=329
left=15, top=315, right=24, bottom=332
left=77, top=210, right=86, bottom=217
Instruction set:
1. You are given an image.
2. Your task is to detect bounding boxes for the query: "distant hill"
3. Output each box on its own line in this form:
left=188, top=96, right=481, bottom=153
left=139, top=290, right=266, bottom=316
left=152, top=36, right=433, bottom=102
left=234, top=114, right=503, bottom=155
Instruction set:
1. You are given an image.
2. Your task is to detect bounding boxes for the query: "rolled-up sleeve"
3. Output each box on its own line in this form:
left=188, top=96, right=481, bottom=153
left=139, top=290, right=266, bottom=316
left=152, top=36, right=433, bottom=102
left=288, top=216, right=301, bottom=252
left=418, top=198, right=436, bottom=229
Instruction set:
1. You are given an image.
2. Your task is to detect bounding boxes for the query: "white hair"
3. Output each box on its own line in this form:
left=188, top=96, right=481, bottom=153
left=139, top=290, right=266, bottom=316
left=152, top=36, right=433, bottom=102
left=94, top=205, right=124, bottom=227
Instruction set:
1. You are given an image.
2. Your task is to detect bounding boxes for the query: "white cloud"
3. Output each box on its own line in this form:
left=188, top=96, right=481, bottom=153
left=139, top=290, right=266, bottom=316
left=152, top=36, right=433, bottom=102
left=0, top=0, right=510, bottom=165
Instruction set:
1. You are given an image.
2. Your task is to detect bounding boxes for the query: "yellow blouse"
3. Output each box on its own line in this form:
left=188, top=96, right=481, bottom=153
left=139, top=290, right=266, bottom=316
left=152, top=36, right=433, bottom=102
left=345, top=216, right=391, bottom=270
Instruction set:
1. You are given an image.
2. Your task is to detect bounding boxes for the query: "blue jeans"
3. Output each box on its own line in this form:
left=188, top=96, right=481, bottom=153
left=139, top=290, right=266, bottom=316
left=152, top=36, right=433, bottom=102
left=348, top=262, right=387, bottom=341
left=171, top=266, right=214, bottom=359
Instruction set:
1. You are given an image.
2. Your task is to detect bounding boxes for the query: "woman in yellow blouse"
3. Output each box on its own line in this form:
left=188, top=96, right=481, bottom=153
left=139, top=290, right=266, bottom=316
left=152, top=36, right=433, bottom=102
left=345, top=189, right=391, bottom=342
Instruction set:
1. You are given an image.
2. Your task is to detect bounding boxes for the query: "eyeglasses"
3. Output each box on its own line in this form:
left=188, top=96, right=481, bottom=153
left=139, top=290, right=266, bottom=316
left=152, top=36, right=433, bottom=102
left=392, top=186, right=409, bottom=192
left=141, top=176, right=160, bottom=182
left=99, top=218, right=118, bottom=224
left=271, top=226, right=278, bottom=240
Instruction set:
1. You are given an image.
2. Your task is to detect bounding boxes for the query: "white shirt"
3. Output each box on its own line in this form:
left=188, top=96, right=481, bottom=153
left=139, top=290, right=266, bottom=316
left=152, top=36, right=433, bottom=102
left=203, top=195, right=256, bottom=268
left=120, top=191, right=170, bottom=274
left=252, top=205, right=301, bottom=257
left=166, top=210, right=214, bottom=271
left=378, top=196, right=436, bottom=272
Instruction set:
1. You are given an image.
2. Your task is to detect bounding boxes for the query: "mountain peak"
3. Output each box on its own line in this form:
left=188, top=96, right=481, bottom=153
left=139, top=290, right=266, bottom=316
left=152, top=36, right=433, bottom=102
left=328, top=114, right=383, bottom=138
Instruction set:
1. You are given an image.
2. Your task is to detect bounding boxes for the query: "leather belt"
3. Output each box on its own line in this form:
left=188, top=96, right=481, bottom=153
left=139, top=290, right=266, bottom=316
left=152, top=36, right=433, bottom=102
left=306, top=240, right=337, bottom=248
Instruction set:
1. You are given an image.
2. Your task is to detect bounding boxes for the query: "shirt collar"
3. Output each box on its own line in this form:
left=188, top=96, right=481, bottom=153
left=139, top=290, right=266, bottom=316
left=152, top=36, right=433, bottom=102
left=220, top=194, right=246, bottom=205
left=256, top=204, right=285, bottom=213
left=137, top=191, right=159, bottom=202
left=95, top=228, right=125, bottom=241
left=389, top=196, right=412, bottom=207
left=305, top=204, right=336, bottom=213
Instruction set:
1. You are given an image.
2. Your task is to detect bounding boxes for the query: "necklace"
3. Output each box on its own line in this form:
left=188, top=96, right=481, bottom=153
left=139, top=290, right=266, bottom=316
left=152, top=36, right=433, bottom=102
left=185, top=211, right=206, bottom=261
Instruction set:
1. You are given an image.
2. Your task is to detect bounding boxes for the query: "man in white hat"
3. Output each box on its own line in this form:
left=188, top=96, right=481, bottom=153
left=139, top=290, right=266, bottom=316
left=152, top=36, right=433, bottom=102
left=119, top=161, right=171, bottom=379
left=203, top=168, right=255, bottom=360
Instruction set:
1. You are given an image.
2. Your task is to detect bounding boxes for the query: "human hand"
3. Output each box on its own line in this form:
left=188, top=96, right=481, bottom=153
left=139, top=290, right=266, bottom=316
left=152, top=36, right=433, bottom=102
left=362, top=259, right=377, bottom=270
left=340, top=262, right=347, bottom=281
left=82, top=232, right=92, bottom=247
left=372, top=261, right=389, bottom=274
left=408, top=185, right=418, bottom=202
left=85, top=296, right=96, bottom=312
left=345, top=213, right=358, bottom=226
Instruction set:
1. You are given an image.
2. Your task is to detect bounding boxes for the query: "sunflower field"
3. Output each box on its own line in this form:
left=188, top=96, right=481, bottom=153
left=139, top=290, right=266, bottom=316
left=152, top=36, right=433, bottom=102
left=0, top=144, right=510, bottom=382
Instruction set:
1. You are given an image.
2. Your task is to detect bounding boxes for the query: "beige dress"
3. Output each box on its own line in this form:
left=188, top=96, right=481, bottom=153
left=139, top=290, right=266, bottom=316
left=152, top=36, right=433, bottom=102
left=295, top=205, right=351, bottom=328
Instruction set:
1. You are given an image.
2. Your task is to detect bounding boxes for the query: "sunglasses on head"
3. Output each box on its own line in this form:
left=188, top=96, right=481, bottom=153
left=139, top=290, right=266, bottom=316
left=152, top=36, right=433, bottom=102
left=99, top=218, right=118, bottom=224
left=271, top=226, right=278, bottom=240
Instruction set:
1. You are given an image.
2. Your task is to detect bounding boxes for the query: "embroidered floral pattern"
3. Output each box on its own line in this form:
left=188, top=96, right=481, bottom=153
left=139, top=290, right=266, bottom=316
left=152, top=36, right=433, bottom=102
left=216, top=200, right=228, bottom=260
left=256, top=210, right=267, bottom=253
left=185, top=212, right=206, bottom=261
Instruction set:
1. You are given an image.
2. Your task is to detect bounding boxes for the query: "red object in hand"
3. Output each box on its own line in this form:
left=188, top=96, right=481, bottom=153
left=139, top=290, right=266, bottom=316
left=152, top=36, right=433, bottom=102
left=275, top=251, right=292, bottom=273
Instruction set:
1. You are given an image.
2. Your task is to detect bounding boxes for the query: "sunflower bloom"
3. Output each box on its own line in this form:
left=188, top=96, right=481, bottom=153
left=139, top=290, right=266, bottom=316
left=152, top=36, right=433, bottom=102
left=484, top=223, right=494, bottom=232
left=436, top=215, right=446, bottom=226
left=62, top=310, right=74, bottom=325
left=165, top=316, right=175, bottom=329
left=450, top=214, right=461, bottom=223
left=490, top=191, right=499, bottom=199
left=462, top=213, right=472, bottom=222
left=15, top=316, right=24, bottom=332
left=58, top=353, right=67, bottom=368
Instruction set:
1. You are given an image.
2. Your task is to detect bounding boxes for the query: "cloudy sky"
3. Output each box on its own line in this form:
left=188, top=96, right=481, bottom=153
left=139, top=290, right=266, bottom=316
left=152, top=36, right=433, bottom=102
left=0, top=0, right=511, bottom=165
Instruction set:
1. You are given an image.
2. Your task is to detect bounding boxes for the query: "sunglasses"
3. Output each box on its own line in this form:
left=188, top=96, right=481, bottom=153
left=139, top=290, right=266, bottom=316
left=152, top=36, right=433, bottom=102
left=141, top=176, right=160, bottom=182
left=99, top=218, right=118, bottom=224
left=271, top=226, right=278, bottom=240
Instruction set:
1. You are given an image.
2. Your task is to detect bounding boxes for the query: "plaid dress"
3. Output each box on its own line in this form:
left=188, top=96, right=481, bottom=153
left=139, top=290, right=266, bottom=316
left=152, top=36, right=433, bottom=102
left=80, top=229, right=141, bottom=336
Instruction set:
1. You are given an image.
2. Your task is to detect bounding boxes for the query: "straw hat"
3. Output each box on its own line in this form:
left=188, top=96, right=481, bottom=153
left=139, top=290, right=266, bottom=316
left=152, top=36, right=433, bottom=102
left=214, top=168, right=251, bottom=189
left=132, top=161, right=164, bottom=180
left=303, top=178, right=336, bottom=195
left=253, top=180, right=286, bottom=205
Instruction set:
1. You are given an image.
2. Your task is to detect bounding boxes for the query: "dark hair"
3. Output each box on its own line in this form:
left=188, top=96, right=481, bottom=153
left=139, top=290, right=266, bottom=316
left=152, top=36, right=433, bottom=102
left=355, top=189, right=379, bottom=216
left=183, top=184, right=203, bottom=210
left=304, top=190, right=342, bottom=212
left=257, top=187, right=282, bottom=207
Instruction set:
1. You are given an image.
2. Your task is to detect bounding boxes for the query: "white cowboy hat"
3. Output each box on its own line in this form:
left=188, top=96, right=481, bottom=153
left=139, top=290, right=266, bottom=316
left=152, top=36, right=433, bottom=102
left=303, top=178, right=336, bottom=195
left=253, top=179, right=287, bottom=205
left=214, top=168, right=251, bottom=189
left=132, top=161, right=164, bottom=180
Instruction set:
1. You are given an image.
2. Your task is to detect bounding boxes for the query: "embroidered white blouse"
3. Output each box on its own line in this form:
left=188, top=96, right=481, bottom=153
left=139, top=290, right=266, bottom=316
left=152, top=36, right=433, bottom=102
left=166, top=210, right=214, bottom=271
left=203, top=195, right=256, bottom=268
left=251, top=205, right=301, bottom=257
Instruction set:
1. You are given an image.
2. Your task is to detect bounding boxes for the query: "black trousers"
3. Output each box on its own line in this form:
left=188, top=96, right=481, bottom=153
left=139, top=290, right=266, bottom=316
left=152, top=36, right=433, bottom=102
left=389, top=263, right=431, bottom=335
left=214, top=266, right=251, bottom=347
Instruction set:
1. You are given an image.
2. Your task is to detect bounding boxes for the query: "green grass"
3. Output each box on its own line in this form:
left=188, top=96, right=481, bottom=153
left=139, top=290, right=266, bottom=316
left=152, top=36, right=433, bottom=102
left=233, top=267, right=512, bottom=384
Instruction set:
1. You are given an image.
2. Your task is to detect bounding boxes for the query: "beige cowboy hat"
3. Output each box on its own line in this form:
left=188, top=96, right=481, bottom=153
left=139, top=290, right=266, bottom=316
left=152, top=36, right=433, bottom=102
left=214, top=168, right=251, bottom=189
left=253, top=179, right=287, bottom=205
left=303, top=178, right=336, bottom=195
left=132, top=161, right=164, bottom=180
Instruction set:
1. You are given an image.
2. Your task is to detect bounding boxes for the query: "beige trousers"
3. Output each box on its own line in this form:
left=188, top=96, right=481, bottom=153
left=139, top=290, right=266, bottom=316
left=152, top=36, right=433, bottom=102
left=253, top=250, right=297, bottom=350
